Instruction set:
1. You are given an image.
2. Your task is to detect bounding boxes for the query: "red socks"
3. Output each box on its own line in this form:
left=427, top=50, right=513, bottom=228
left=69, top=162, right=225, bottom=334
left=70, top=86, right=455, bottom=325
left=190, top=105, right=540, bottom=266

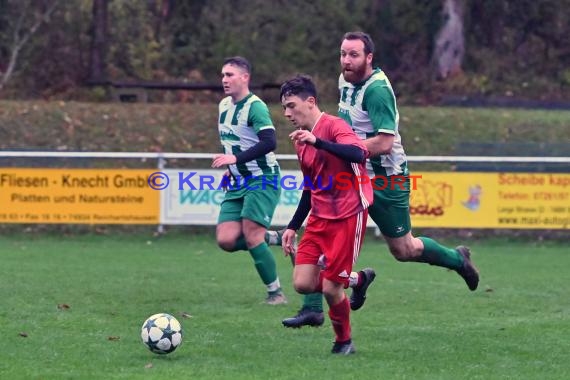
left=328, top=296, right=351, bottom=342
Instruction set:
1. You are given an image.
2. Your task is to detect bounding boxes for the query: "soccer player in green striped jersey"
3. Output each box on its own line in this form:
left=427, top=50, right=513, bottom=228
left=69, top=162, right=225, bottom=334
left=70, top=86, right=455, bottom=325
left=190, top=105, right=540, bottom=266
left=211, top=56, right=286, bottom=305
left=282, top=32, right=479, bottom=327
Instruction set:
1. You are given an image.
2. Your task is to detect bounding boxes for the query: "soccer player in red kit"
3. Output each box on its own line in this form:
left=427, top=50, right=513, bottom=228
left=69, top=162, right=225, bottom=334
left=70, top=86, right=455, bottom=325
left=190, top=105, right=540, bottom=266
left=279, top=75, right=374, bottom=355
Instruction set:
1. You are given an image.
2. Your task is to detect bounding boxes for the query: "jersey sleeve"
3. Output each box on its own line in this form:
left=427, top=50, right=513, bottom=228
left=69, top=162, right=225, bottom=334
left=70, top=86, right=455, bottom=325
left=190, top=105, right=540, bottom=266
left=248, top=101, right=275, bottom=133
left=362, top=82, right=397, bottom=135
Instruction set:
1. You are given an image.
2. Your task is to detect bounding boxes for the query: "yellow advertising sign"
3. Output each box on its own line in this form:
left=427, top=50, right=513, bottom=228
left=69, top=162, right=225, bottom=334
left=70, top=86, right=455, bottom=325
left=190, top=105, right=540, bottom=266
left=0, top=168, right=568, bottom=228
left=0, top=169, right=159, bottom=224
left=410, top=172, right=570, bottom=229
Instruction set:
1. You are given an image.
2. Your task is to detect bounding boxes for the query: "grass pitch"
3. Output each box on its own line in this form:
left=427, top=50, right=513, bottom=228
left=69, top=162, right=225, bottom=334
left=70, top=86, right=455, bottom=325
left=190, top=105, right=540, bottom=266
left=1, top=232, right=568, bottom=379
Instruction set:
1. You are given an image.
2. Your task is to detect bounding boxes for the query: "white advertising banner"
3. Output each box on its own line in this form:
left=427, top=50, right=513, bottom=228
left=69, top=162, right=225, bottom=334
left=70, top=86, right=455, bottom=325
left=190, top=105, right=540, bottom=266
left=159, top=169, right=304, bottom=226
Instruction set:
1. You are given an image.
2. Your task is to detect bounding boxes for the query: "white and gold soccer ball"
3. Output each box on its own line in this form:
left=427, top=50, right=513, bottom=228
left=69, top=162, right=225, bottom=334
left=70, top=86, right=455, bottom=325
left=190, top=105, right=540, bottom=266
left=140, top=313, right=182, bottom=354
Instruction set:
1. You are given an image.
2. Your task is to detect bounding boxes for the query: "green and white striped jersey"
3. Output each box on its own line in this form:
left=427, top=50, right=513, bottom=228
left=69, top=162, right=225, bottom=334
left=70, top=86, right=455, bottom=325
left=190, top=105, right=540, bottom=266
left=338, top=68, right=407, bottom=177
left=218, top=93, right=280, bottom=178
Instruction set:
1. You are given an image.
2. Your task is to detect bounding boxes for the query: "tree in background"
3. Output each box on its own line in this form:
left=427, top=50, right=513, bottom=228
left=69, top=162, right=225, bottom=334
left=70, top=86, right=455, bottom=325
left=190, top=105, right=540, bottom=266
left=107, top=1, right=165, bottom=80
left=88, top=0, right=108, bottom=83
left=461, top=0, right=570, bottom=98
left=432, top=0, right=465, bottom=80
left=0, top=0, right=568, bottom=101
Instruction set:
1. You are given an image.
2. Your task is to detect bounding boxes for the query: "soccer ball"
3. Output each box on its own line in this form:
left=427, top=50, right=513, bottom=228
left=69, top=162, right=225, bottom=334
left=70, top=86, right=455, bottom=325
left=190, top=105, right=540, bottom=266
left=140, top=313, right=182, bottom=354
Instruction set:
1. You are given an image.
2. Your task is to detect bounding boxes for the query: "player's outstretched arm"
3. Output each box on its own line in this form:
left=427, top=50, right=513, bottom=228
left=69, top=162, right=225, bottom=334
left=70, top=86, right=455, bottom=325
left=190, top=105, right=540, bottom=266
left=289, top=129, right=366, bottom=163
left=234, top=129, right=277, bottom=164
left=313, top=138, right=366, bottom=163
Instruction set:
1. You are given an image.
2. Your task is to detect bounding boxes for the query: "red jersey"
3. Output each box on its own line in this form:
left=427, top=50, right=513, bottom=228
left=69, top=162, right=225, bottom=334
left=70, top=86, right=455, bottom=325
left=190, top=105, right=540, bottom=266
left=295, top=113, right=373, bottom=219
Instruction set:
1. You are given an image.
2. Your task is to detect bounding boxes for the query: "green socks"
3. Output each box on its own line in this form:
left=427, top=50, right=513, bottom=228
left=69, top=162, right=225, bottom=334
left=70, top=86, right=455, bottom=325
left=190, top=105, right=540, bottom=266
left=249, top=242, right=280, bottom=292
left=302, top=293, right=323, bottom=312
left=417, top=237, right=464, bottom=270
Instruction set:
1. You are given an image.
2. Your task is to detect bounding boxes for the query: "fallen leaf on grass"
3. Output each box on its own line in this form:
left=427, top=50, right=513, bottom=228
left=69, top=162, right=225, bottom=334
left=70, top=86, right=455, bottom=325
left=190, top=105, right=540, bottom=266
left=18, top=332, right=28, bottom=337
left=181, top=312, right=192, bottom=319
left=57, top=304, right=71, bottom=310
left=94, top=227, right=108, bottom=235
left=107, top=336, right=120, bottom=341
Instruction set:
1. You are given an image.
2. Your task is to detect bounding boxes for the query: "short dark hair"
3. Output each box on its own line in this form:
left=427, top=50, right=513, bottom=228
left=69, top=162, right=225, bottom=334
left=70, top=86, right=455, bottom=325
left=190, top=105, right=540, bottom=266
left=343, top=31, right=375, bottom=55
left=223, top=56, right=251, bottom=74
left=280, top=75, right=318, bottom=102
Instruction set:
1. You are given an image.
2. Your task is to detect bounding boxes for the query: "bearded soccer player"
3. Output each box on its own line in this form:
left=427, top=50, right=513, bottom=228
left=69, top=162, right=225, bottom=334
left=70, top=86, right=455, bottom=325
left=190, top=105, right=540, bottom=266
left=282, top=32, right=480, bottom=327
left=211, top=56, right=286, bottom=305
left=279, top=75, right=374, bottom=354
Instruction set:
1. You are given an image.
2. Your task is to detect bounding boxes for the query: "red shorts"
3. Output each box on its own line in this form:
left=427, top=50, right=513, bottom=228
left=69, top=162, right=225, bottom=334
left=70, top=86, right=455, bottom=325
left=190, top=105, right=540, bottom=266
left=296, top=210, right=368, bottom=286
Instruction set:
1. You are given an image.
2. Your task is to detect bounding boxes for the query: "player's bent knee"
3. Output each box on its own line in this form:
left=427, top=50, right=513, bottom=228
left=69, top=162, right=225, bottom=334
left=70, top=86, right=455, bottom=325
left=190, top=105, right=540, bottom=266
left=293, top=281, right=316, bottom=294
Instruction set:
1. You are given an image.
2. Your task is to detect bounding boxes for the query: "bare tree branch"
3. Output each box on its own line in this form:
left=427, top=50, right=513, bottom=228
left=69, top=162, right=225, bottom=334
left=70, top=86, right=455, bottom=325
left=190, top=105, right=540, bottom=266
left=0, top=0, right=60, bottom=91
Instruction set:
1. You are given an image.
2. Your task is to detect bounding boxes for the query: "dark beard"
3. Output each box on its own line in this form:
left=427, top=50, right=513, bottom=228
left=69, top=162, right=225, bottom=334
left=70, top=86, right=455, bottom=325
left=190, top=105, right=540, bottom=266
left=343, top=64, right=367, bottom=84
